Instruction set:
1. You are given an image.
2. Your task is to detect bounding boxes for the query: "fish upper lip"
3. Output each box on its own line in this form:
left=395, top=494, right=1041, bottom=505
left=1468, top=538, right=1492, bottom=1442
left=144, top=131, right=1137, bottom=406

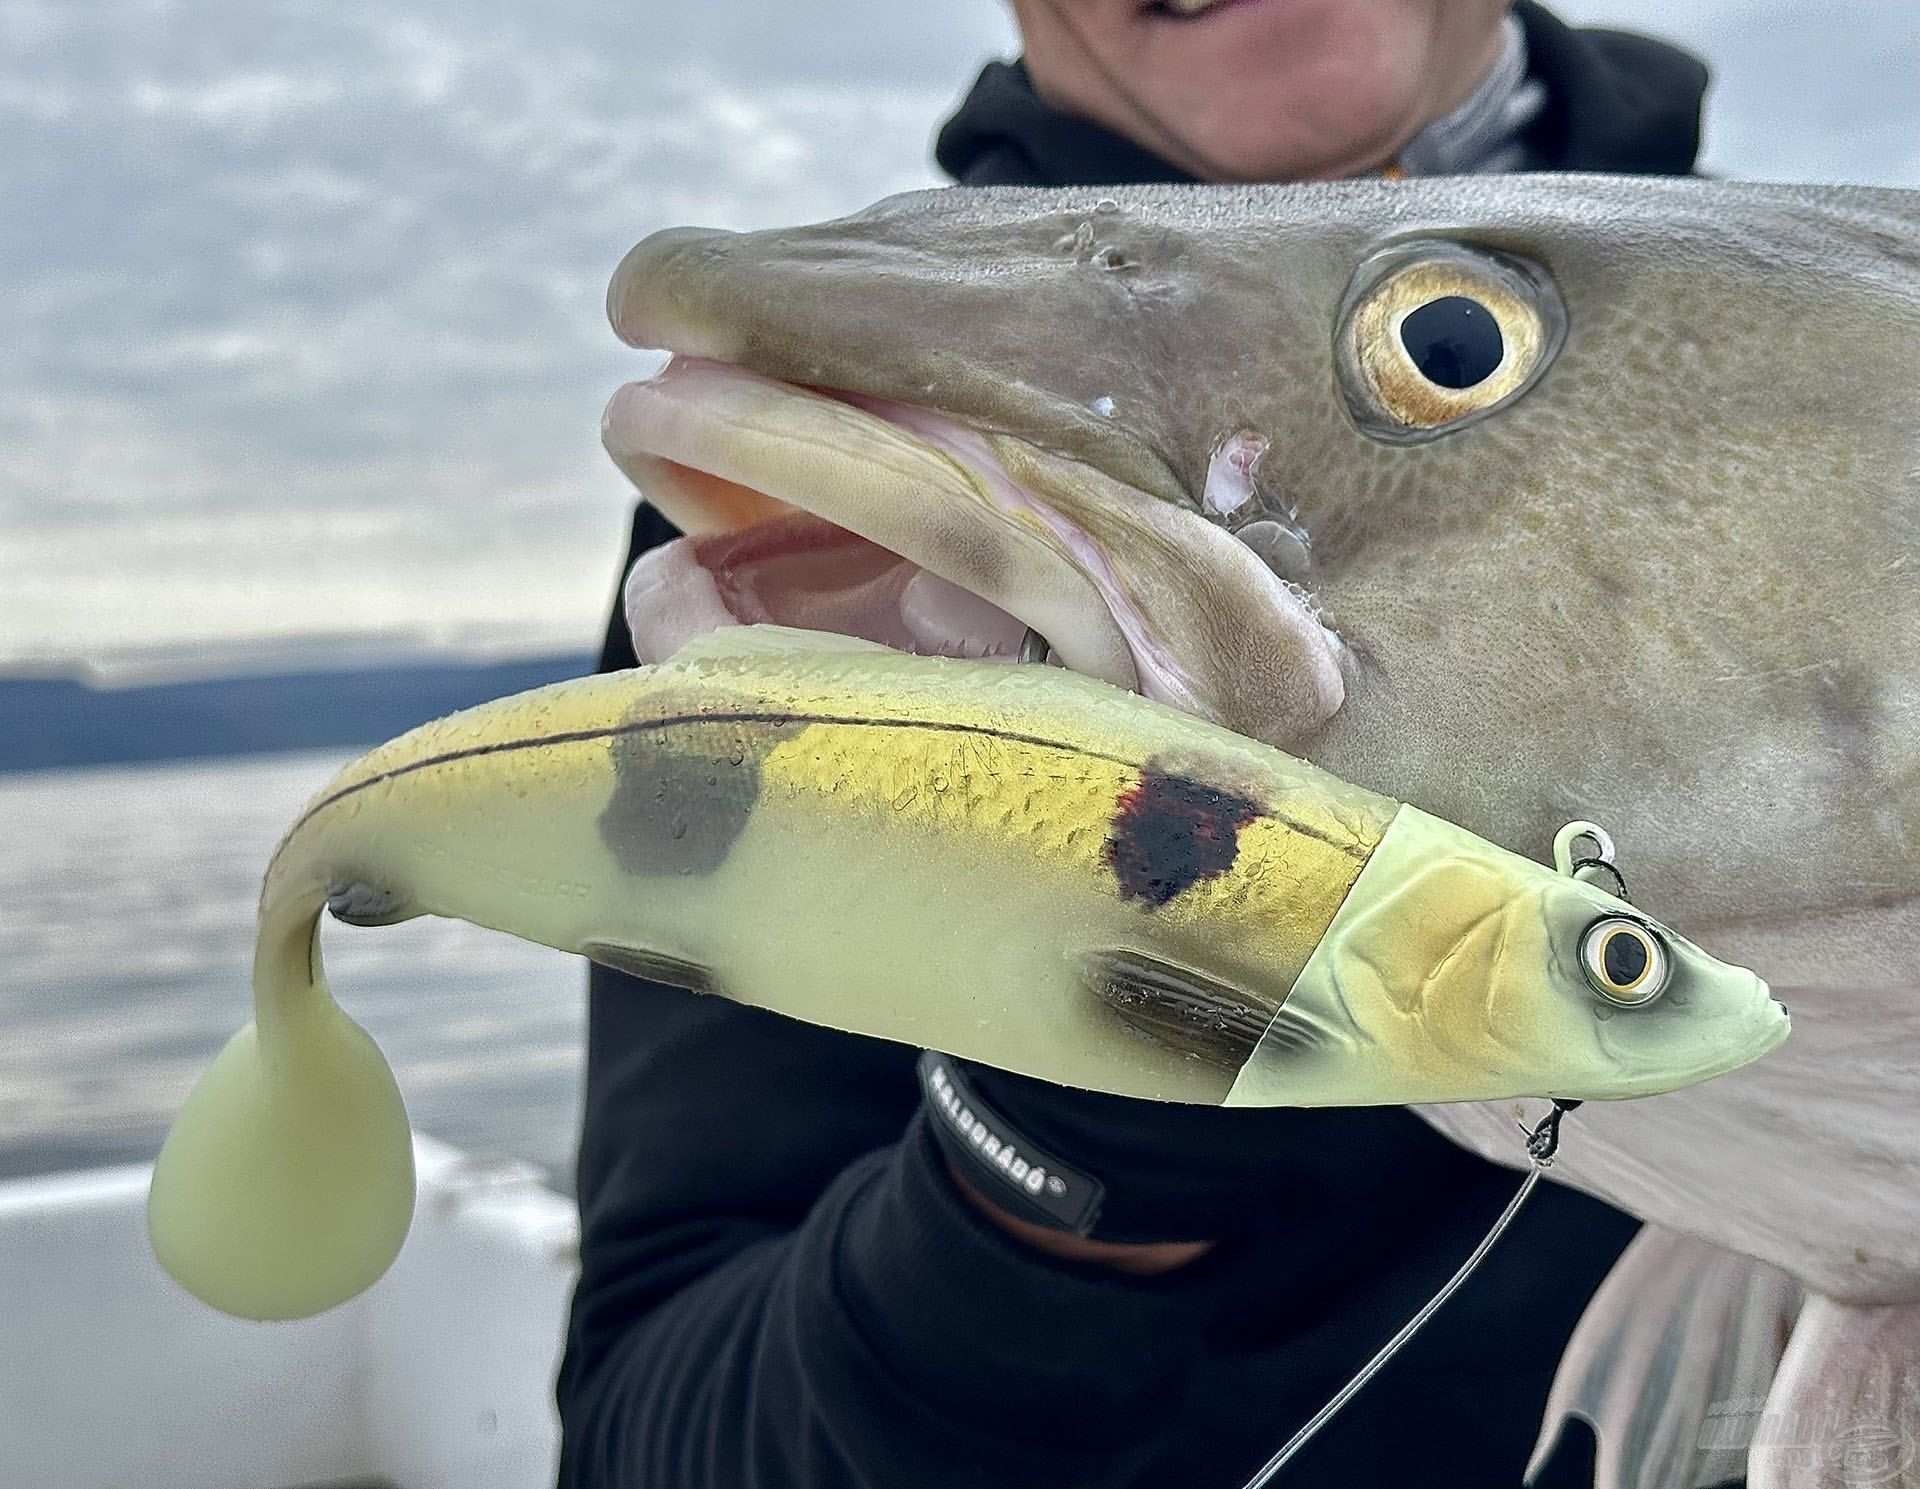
left=604, top=228, right=1194, bottom=512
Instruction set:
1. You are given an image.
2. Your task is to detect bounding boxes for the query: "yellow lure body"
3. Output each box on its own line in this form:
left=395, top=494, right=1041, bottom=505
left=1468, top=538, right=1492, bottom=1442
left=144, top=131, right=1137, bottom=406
left=148, top=628, right=1784, bottom=1319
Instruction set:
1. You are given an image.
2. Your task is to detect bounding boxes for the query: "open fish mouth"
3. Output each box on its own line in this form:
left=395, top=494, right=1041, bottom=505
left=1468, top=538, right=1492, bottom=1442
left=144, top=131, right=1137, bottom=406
left=602, top=355, right=1344, bottom=741
left=605, top=356, right=1140, bottom=688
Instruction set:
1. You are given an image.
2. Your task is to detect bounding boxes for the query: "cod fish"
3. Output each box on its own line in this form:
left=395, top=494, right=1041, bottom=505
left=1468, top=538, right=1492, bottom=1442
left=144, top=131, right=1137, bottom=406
left=146, top=627, right=1781, bottom=1322
left=590, top=177, right=1919, bottom=1489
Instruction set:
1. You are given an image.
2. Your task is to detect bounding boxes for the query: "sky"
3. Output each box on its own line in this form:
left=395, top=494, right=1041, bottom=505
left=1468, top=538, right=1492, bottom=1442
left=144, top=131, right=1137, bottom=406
left=2, top=0, right=1915, bottom=667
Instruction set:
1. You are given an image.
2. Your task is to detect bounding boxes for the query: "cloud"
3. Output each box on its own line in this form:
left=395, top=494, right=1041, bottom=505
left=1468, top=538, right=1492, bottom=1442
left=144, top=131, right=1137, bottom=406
left=1, top=0, right=1914, bottom=662
left=0, top=0, right=1017, bottom=660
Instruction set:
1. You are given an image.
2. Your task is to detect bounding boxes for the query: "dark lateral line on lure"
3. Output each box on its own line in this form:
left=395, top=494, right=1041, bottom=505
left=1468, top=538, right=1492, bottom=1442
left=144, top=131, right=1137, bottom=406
left=275, top=706, right=1364, bottom=866
left=276, top=709, right=1137, bottom=854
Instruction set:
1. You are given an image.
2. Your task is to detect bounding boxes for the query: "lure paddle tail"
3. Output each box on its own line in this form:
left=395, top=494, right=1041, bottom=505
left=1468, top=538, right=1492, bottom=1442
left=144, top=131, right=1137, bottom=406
left=147, top=917, right=414, bottom=1321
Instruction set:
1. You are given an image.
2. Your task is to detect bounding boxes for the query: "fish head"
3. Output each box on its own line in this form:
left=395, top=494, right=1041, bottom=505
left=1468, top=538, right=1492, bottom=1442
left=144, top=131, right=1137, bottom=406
left=603, top=176, right=1920, bottom=932
left=1231, top=806, right=1791, bottom=1106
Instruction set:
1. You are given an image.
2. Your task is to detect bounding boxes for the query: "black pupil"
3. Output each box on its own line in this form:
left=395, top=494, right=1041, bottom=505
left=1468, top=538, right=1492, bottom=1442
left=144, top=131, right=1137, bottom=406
left=1399, top=295, right=1504, bottom=389
left=1602, top=931, right=1649, bottom=987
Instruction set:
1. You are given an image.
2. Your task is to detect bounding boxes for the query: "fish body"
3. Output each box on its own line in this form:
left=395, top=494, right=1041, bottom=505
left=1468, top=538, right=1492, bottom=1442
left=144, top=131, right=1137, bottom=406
left=592, top=175, right=1920, bottom=1489
left=147, top=628, right=1779, bottom=1320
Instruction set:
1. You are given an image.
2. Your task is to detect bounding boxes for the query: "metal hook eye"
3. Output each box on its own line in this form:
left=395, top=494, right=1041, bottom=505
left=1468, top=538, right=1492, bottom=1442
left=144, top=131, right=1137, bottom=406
left=1569, top=857, right=1630, bottom=903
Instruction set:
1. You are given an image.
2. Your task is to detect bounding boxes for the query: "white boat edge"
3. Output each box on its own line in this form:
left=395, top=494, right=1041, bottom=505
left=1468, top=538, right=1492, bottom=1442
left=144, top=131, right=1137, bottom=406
left=0, top=1136, right=579, bottom=1489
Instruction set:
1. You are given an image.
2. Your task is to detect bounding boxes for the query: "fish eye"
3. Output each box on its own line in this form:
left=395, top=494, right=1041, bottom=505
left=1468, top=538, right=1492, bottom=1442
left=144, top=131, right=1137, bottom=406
left=1335, top=241, right=1565, bottom=443
left=1578, top=917, right=1670, bottom=1007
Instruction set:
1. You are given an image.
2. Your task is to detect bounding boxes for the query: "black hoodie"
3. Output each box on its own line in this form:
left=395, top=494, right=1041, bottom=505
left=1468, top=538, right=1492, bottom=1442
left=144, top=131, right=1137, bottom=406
left=559, top=10, right=1711, bottom=1488
left=935, top=1, right=1707, bottom=187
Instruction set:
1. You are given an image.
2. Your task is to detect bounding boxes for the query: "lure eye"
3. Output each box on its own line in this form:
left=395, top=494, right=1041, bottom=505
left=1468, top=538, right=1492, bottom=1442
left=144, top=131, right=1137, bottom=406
left=1579, top=917, right=1670, bottom=1007
left=1335, top=241, right=1565, bottom=443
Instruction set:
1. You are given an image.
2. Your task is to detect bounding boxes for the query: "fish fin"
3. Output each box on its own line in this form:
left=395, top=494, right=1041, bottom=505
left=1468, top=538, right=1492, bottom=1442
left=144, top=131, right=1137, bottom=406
left=325, top=879, right=420, bottom=927
left=1528, top=1226, right=1801, bottom=1489
left=1080, top=948, right=1277, bottom=1071
left=582, top=939, right=720, bottom=995
left=665, top=624, right=897, bottom=665
left=1748, top=1293, right=1920, bottom=1489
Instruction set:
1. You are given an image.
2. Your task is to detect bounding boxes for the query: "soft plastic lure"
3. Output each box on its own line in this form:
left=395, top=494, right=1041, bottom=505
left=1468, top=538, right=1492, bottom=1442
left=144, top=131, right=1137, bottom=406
left=148, top=627, right=1786, bottom=1319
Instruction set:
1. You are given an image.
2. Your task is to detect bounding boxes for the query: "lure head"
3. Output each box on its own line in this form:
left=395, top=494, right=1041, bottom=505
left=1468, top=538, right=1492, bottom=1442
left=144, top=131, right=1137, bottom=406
left=1225, top=806, right=1789, bottom=1107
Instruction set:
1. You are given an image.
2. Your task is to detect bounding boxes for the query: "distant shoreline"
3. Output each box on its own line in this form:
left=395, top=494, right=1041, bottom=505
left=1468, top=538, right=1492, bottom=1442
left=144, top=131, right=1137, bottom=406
left=0, top=652, right=597, bottom=773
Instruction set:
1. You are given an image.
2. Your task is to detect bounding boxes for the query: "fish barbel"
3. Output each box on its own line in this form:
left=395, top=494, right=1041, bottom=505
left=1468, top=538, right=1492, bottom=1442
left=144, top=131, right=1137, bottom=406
left=146, top=626, right=1780, bottom=1321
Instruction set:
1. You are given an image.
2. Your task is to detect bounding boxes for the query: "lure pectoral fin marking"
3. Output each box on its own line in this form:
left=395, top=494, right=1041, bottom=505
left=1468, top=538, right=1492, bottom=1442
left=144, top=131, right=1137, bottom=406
left=581, top=940, right=722, bottom=996
left=1081, top=949, right=1278, bottom=1102
left=147, top=631, right=1786, bottom=1319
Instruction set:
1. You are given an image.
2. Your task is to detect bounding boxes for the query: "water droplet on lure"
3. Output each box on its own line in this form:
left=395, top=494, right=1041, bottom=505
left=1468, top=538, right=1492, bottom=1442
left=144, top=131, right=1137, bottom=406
left=1091, top=395, right=1117, bottom=418
left=669, top=818, right=689, bottom=841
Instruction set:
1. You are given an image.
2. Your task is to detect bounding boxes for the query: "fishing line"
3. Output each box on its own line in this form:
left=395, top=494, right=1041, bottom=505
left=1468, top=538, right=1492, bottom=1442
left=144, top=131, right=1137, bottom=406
left=1014, top=631, right=1606, bottom=1484
left=1236, top=1099, right=1581, bottom=1489
left=1241, top=820, right=1620, bottom=1482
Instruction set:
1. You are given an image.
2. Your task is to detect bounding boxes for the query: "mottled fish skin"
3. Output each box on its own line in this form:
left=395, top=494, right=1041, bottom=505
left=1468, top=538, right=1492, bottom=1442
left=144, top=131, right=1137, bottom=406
left=608, top=177, right=1920, bottom=956
left=604, top=175, right=1919, bottom=1255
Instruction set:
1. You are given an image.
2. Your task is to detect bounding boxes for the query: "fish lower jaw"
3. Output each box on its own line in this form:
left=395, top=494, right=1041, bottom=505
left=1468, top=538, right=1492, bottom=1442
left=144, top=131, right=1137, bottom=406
left=1580, top=996, right=1791, bottom=1101
left=1686, top=1000, right=1794, bottom=1087
left=603, top=354, right=1169, bottom=698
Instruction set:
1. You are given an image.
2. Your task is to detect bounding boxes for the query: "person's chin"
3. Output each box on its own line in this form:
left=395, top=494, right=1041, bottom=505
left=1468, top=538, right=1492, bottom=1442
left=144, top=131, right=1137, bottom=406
left=1134, top=44, right=1428, bottom=179
left=1160, top=104, right=1414, bottom=182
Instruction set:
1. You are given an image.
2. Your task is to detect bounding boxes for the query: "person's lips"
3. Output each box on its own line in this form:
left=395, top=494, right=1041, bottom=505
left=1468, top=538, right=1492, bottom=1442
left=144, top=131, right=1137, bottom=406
left=1148, top=0, right=1270, bottom=20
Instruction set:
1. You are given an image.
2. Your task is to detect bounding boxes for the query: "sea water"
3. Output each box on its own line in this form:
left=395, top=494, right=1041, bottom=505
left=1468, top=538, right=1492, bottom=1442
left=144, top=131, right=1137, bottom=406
left=0, top=750, right=584, bottom=1185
